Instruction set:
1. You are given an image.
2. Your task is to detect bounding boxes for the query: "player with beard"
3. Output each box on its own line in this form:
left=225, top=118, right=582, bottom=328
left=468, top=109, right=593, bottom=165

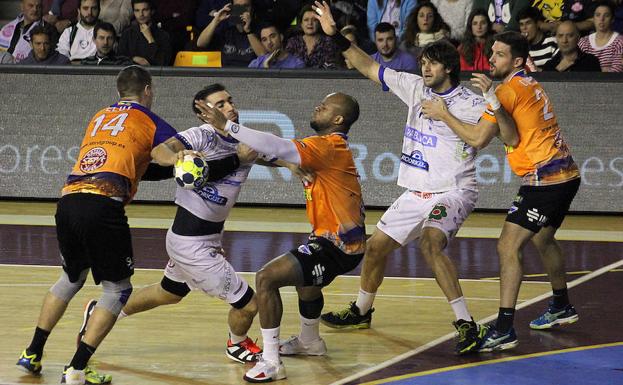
left=196, top=91, right=366, bottom=382
left=311, top=1, right=518, bottom=356
left=57, top=0, right=100, bottom=61
left=370, top=22, right=418, bottom=71
left=421, top=31, right=581, bottom=352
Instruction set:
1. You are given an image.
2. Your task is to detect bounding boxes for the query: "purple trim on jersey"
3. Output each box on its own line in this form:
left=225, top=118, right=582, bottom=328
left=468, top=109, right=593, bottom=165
left=378, top=66, right=389, bottom=91
left=432, top=84, right=457, bottom=96
left=175, top=133, right=193, bottom=150
left=110, top=102, right=177, bottom=147
left=217, top=130, right=239, bottom=143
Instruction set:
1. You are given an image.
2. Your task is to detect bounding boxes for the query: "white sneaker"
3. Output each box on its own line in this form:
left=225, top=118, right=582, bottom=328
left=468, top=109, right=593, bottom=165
left=62, top=367, right=85, bottom=385
left=279, top=336, right=327, bottom=356
left=243, top=357, right=286, bottom=383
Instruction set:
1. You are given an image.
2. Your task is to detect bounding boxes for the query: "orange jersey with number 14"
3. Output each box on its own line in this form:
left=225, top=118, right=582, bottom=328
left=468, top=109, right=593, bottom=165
left=481, top=70, right=579, bottom=186
left=62, top=101, right=177, bottom=203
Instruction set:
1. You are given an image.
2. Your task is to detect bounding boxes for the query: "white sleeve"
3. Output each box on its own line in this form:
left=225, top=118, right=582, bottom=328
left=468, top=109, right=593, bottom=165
left=379, top=66, right=425, bottom=107
left=56, top=28, right=70, bottom=57
left=225, top=121, right=301, bottom=164
left=175, top=125, right=215, bottom=152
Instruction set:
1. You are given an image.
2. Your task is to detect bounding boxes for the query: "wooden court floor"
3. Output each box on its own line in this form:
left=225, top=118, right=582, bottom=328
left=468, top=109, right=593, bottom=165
left=0, top=201, right=621, bottom=385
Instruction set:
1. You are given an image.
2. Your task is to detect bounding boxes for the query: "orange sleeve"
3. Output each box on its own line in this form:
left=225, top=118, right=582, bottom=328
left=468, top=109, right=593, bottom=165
left=293, top=136, right=334, bottom=171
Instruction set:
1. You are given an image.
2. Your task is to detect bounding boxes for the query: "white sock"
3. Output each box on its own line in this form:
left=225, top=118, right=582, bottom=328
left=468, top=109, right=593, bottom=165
left=117, top=310, right=127, bottom=320
left=355, top=288, right=376, bottom=314
left=229, top=329, right=247, bottom=344
left=261, top=326, right=280, bottom=363
left=298, top=316, right=320, bottom=344
left=449, top=296, right=471, bottom=321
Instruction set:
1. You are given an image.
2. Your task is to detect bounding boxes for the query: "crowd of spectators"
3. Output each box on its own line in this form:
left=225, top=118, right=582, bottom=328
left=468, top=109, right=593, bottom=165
left=1, top=0, right=622, bottom=71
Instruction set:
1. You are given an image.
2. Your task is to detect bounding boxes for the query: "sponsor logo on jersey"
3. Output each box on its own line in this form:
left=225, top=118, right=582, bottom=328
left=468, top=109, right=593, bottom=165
left=194, top=184, right=228, bottom=205
left=400, top=150, right=429, bottom=171
left=404, top=126, right=437, bottom=147
left=79, top=147, right=107, bottom=172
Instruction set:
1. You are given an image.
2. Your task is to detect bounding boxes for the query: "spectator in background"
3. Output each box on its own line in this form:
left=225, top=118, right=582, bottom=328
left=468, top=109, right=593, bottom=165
left=43, top=0, right=77, bottom=34
left=81, top=22, right=133, bottom=65
left=286, top=4, right=342, bottom=68
left=472, top=0, right=531, bottom=32
left=331, top=0, right=372, bottom=50
left=518, top=7, right=558, bottom=69
left=46, top=0, right=132, bottom=35
left=56, top=0, right=99, bottom=62
left=399, top=2, right=450, bottom=58
left=196, top=0, right=264, bottom=67
left=195, top=0, right=231, bottom=30
left=531, top=0, right=597, bottom=35
left=118, top=0, right=172, bottom=65
left=431, top=0, right=473, bottom=41
left=542, top=20, right=602, bottom=71
left=0, top=0, right=55, bottom=63
left=370, top=22, right=418, bottom=70
left=152, top=0, right=198, bottom=57
left=579, top=0, right=623, bottom=71
left=20, top=24, right=70, bottom=64
left=0, top=51, right=15, bottom=63
left=254, top=0, right=305, bottom=33
left=459, top=8, right=494, bottom=70
left=248, top=24, right=305, bottom=68
left=366, top=0, right=417, bottom=42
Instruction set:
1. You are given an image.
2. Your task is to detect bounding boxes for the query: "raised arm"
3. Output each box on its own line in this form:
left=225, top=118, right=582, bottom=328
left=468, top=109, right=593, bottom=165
left=313, top=1, right=380, bottom=83
left=197, top=4, right=230, bottom=48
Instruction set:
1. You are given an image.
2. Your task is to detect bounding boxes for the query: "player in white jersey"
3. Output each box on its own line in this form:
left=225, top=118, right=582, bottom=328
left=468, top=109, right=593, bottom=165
left=76, top=84, right=302, bottom=364
left=312, top=1, right=511, bottom=355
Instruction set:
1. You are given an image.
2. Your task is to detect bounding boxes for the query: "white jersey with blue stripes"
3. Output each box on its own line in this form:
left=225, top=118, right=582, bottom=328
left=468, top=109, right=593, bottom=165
left=174, top=124, right=251, bottom=222
left=380, top=67, right=487, bottom=192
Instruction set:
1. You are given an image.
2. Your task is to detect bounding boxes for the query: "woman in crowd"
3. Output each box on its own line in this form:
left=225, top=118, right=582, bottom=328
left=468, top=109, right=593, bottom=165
left=286, top=4, right=341, bottom=68
left=578, top=0, right=623, bottom=72
left=399, top=2, right=449, bottom=58
left=458, top=8, right=494, bottom=71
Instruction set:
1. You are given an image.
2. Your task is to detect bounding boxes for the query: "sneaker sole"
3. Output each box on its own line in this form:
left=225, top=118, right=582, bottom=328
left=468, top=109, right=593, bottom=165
left=226, top=351, right=258, bottom=364
left=479, top=339, right=519, bottom=352
left=320, top=319, right=370, bottom=330
left=243, top=370, right=287, bottom=383
left=16, top=363, right=41, bottom=375
left=280, top=349, right=327, bottom=356
left=529, top=314, right=579, bottom=330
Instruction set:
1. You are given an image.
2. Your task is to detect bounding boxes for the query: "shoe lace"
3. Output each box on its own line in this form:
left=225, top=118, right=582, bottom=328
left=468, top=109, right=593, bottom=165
left=240, top=338, right=262, bottom=354
left=456, top=322, right=474, bottom=341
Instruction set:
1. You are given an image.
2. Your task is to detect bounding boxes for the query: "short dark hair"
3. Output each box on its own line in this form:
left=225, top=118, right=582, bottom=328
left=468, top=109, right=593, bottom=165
left=79, top=0, right=100, bottom=8
left=419, top=40, right=461, bottom=86
left=516, top=6, right=543, bottom=23
left=93, top=22, right=116, bottom=39
left=192, top=83, right=227, bottom=114
left=593, top=0, right=616, bottom=16
left=259, top=22, right=281, bottom=35
left=117, top=65, right=152, bottom=98
left=335, top=93, right=360, bottom=130
left=29, top=24, right=53, bottom=40
left=494, top=31, right=529, bottom=65
left=375, top=22, right=396, bottom=35
left=131, top=0, right=153, bottom=8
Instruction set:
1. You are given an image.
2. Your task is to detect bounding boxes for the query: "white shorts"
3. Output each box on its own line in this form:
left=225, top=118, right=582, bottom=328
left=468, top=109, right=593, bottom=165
left=377, top=189, right=478, bottom=246
left=163, top=229, right=249, bottom=304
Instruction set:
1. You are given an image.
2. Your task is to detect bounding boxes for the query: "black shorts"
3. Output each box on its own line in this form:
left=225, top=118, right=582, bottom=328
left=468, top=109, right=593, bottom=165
left=289, top=237, right=363, bottom=287
left=506, top=178, right=581, bottom=233
left=55, top=193, right=134, bottom=284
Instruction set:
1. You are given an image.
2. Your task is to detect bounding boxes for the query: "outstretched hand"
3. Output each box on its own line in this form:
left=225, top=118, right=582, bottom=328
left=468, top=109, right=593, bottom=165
left=194, top=100, right=229, bottom=136
left=312, top=1, right=338, bottom=36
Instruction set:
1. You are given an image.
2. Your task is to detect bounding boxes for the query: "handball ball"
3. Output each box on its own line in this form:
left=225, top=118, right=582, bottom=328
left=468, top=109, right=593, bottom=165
left=174, top=154, right=209, bottom=189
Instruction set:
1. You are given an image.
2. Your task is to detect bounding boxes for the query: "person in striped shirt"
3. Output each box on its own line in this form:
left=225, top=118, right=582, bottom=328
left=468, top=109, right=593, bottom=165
left=578, top=0, right=623, bottom=72
left=517, top=7, right=558, bottom=69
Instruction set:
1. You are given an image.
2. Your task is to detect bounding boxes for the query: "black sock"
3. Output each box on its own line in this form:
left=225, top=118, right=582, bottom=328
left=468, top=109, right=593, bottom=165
left=552, top=288, right=569, bottom=309
left=69, top=341, right=96, bottom=370
left=26, top=327, right=50, bottom=357
left=495, top=308, right=515, bottom=333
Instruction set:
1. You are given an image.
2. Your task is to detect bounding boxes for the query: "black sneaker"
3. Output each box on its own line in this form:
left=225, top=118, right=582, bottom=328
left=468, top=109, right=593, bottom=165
left=320, top=302, right=373, bottom=329
left=76, top=300, right=97, bottom=347
left=453, top=318, right=487, bottom=355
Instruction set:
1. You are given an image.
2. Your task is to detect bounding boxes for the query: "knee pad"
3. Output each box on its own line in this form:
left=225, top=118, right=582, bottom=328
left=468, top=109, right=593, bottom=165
left=160, top=276, right=191, bottom=298
left=97, top=278, right=133, bottom=316
left=230, top=286, right=254, bottom=310
left=50, top=269, right=88, bottom=303
left=299, top=294, right=324, bottom=319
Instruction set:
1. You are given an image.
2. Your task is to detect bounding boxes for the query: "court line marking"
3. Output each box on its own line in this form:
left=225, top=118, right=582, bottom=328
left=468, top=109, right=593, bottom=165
left=329, top=258, right=623, bottom=385
left=359, top=341, right=623, bottom=385
left=1, top=214, right=621, bottom=242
